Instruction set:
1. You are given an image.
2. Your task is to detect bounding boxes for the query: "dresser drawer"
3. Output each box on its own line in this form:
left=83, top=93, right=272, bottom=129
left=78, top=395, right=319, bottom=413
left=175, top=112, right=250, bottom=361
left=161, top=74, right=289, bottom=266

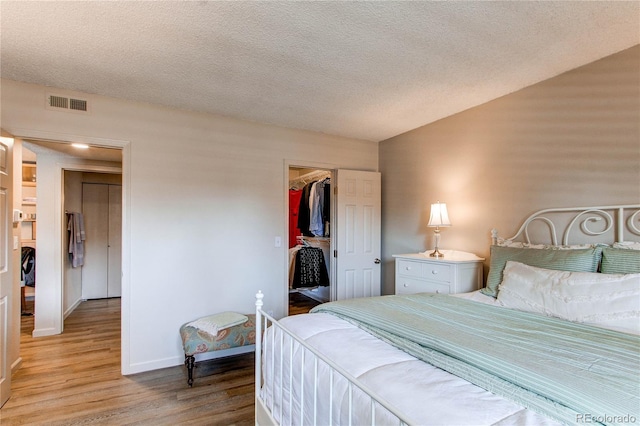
left=396, top=277, right=450, bottom=295
left=423, top=263, right=451, bottom=283
left=396, top=259, right=423, bottom=278
left=394, top=253, right=484, bottom=296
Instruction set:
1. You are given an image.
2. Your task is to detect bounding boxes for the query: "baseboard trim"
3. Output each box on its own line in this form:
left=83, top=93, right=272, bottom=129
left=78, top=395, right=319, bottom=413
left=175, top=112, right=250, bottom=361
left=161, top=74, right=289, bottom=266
left=123, top=345, right=255, bottom=375
left=63, top=299, right=82, bottom=319
left=125, top=356, right=182, bottom=375
left=32, top=327, right=59, bottom=337
left=11, top=356, right=23, bottom=375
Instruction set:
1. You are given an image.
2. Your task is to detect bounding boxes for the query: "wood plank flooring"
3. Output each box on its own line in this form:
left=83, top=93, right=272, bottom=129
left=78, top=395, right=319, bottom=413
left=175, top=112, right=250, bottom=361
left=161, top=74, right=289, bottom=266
left=1, top=299, right=254, bottom=425
left=288, top=291, right=321, bottom=315
left=1, top=293, right=319, bottom=425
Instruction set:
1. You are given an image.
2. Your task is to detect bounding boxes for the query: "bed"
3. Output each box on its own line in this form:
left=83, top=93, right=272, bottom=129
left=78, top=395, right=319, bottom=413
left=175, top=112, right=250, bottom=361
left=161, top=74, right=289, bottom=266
left=255, top=205, right=640, bottom=426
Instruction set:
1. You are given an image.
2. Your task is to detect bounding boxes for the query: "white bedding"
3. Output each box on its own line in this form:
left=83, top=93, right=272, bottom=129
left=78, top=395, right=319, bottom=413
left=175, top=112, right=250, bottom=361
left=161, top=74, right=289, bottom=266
left=261, top=292, right=561, bottom=426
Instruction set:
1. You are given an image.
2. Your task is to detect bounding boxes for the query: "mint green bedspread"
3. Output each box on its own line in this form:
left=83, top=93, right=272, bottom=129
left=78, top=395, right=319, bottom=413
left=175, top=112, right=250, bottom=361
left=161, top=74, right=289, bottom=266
left=311, top=294, right=640, bottom=425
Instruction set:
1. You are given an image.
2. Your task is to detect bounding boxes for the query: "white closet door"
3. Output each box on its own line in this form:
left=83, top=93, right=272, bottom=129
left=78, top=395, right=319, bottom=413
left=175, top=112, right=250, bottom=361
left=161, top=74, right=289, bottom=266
left=0, top=139, right=12, bottom=407
left=82, top=183, right=109, bottom=299
left=107, top=185, right=122, bottom=298
left=82, top=183, right=122, bottom=299
left=335, top=170, right=382, bottom=300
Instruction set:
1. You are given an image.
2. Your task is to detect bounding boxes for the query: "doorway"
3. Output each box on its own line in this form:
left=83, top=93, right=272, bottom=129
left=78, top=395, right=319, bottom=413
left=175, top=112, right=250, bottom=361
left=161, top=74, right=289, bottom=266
left=17, top=138, right=124, bottom=341
left=19, top=147, right=37, bottom=320
left=287, top=166, right=333, bottom=313
left=64, top=171, right=122, bottom=315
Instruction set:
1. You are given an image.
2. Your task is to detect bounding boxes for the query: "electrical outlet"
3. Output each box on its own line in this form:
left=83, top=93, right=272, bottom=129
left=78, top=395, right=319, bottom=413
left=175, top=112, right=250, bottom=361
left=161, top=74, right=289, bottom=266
left=274, top=236, right=282, bottom=247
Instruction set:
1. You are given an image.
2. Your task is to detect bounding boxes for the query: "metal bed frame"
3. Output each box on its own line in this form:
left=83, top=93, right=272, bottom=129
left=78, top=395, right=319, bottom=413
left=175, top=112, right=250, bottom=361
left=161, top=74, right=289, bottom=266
left=254, top=290, right=412, bottom=426
left=255, top=204, right=639, bottom=426
left=492, top=204, right=640, bottom=246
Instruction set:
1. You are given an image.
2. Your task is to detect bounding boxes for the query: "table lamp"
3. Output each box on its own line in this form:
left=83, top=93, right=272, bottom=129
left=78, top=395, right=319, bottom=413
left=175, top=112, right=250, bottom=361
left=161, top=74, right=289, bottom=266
left=428, top=201, right=451, bottom=257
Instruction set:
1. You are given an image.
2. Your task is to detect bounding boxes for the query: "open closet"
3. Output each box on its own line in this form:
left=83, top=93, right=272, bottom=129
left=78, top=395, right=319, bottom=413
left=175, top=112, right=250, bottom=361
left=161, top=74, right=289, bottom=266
left=20, top=148, right=37, bottom=317
left=288, top=167, right=332, bottom=307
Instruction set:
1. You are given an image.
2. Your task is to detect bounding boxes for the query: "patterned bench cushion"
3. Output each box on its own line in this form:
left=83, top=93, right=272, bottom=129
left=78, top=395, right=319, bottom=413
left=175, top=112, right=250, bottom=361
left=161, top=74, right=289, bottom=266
left=180, top=314, right=256, bottom=356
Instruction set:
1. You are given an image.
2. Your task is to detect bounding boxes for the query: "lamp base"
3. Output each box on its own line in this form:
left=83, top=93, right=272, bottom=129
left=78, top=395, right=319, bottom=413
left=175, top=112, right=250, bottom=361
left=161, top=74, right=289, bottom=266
left=429, top=226, right=444, bottom=257
left=429, top=248, right=444, bottom=258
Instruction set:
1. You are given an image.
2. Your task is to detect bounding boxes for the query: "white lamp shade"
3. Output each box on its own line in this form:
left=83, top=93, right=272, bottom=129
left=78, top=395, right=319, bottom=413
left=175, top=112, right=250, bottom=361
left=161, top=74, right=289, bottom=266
left=428, top=202, right=451, bottom=227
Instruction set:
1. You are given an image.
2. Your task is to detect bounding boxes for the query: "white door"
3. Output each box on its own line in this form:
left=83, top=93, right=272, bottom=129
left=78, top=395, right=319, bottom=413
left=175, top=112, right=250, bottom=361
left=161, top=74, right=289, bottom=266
left=335, top=170, right=381, bottom=300
left=82, top=183, right=109, bottom=299
left=0, top=137, right=12, bottom=406
left=82, top=183, right=122, bottom=299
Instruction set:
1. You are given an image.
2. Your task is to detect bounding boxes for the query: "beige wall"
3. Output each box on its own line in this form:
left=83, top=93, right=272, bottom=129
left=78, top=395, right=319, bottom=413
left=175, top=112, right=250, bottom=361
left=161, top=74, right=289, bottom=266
left=0, top=78, right=378, bottom=373
left=379, top=45, right=640, bottom=295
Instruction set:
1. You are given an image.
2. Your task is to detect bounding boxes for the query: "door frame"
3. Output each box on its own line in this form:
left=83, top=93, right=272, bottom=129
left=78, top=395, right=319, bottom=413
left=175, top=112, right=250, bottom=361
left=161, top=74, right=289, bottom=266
left=0, top=133, right=14, bottom=407
left=4, top=128, right=131, bottom=374
left=284, top=160, right=337, bottom=314
left=39, top=161, right=122, bottom=336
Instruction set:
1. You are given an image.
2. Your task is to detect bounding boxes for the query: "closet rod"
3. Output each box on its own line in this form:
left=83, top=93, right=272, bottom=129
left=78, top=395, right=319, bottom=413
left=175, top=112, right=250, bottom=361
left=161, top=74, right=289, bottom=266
left=289, top=169, right=331, bottom=186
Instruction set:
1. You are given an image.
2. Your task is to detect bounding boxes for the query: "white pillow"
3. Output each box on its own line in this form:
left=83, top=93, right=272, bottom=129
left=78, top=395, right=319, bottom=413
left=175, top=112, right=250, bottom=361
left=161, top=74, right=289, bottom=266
left=497, top=261, right=640, bottom=335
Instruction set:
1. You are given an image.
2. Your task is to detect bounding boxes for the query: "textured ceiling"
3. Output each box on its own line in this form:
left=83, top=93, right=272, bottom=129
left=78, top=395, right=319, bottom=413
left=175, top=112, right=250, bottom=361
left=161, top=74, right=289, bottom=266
left=1, top=1, right=639, bottom=142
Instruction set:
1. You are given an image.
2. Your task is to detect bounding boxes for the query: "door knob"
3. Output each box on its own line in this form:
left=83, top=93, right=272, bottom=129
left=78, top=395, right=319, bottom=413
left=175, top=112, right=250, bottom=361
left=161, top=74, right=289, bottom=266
left=374, top=258, right=381, bottom=264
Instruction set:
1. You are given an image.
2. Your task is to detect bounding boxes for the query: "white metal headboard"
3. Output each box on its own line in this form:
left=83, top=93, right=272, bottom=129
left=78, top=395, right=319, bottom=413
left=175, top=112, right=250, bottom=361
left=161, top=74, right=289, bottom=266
left=491, top=204, right=640, bottom=246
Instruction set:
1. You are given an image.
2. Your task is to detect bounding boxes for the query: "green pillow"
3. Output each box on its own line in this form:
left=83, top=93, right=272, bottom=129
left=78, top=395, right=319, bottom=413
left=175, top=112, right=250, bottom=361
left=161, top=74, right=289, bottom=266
left=482, top=245, right=602, bottom=297
left=601, top=247, right=640, bottom=274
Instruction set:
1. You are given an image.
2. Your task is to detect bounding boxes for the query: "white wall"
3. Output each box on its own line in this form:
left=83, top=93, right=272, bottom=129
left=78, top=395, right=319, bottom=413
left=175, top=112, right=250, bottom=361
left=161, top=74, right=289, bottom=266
left=379, top=45, right=640, bottom=295
left=1, top=79, right=378, bottom=374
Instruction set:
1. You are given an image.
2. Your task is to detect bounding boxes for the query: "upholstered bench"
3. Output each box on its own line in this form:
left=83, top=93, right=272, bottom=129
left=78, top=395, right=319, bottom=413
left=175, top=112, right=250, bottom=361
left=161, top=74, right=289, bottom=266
left=179, top=312, right=256, bottom=387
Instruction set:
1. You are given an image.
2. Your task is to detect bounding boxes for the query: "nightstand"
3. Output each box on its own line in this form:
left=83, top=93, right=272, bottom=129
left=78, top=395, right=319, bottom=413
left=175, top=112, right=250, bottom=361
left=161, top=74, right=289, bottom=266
left=393, top=250, right=484, bottom=295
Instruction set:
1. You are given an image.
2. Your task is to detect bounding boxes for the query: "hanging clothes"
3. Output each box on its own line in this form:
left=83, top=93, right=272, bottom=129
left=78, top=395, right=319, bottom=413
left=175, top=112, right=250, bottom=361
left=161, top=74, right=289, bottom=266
left=323, top=178, right=331, bottom=235
left=309, top=177, right=330, bottom=237
left=291, top=246, right=330, bottom=289
left=297, top=181, right=316, bottom=237
left=309, top=180, right=324, bottom=237
left=288, top=244, right=302, bottom=288
left=67, top=212, right=86, bottom=267
left=289, top=188, right=303, bottom=248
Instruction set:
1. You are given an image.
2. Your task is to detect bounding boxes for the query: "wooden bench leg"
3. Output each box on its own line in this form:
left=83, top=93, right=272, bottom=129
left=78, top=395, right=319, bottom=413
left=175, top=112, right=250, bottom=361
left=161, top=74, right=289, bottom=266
left=185, top=355, right=195, bottom=387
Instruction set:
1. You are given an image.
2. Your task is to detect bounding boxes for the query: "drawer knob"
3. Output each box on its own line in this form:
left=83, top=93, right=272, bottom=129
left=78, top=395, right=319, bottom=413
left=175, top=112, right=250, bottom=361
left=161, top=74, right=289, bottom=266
left=435, top=290, right=440, bottom=294
left=403, top=283, right=409, bottom=288
left=405, top=266, right=411, bottom=271
left=431, top=270, right=438, bottom=275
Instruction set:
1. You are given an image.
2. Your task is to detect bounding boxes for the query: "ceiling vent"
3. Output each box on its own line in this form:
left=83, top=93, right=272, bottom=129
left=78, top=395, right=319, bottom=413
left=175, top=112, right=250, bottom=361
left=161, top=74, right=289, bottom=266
left=46, top=94, right=90, bottom=113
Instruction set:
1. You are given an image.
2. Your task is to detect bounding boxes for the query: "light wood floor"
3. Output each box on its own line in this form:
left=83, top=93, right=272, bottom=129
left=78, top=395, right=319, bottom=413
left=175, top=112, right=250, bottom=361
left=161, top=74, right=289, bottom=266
left=1, top=299, right=255, bottom=425
left=288, top=291, right=322, bottom=315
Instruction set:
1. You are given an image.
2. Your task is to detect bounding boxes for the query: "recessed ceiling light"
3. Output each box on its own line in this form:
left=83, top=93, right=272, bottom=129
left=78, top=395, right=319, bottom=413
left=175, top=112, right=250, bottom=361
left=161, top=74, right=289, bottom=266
left=71, top=143, right=89, bottom=149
